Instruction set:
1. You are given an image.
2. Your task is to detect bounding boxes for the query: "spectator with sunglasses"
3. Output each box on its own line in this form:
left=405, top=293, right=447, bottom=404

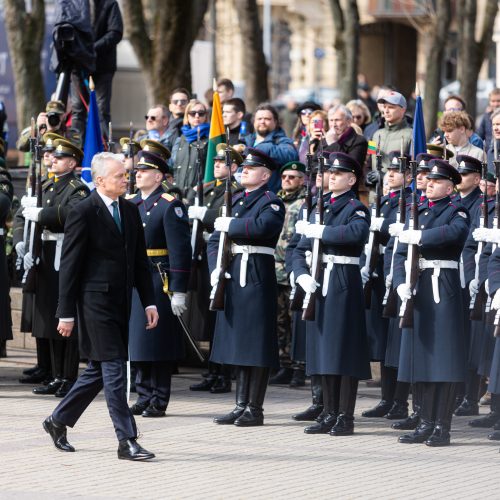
left=170, top=100, right=210, bottom=198
left=138, top=104, right=174, bottom=151
left=346, top=99, right=372, bottom=134
left=166, top=88, right=191, bottom=149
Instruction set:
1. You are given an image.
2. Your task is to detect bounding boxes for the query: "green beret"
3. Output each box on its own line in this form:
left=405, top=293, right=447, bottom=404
left=280, top=161, right=306, bottom=175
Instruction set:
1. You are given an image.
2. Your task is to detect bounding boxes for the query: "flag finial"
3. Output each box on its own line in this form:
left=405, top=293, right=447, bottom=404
left=415, top=82, right=420, bottom=97
left=89, top=76, right=95, bottom=92
left=213, top=78, right=217, bottom=92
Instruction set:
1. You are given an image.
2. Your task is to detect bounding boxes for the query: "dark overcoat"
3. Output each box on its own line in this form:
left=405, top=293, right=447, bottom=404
left=0, top=174, right=12, bottom=340
left=486, top=246, right=500, bottom=393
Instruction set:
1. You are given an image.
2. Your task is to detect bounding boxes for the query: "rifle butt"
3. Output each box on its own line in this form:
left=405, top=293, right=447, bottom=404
left=399, top=299, right=414, bottom=329
left=290, top=287, right=305, bottom=311
left=470, top=287, right=486, bottom=321
left=302, top=293, right=316, bottom=321
left=382, top=289, right=397, bottom=318
left=364, top=281, right=372, bottom=309
left=209, top=281, right=226, bottom=311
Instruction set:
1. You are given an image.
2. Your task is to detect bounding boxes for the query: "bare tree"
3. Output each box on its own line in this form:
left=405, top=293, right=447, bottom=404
left=121, top=0, right=209, bottom=104
left=329, top=0, right=360, bottom=103
left=4, top=0, right=46, bottom=130
left=233, top=0, right=269, bottom=110
left=456, top=0, right=498, bottom=118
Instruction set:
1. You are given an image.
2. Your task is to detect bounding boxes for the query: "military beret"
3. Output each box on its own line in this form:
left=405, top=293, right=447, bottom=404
left=426, top=143, right=454, bottom=159
left=426, top=159, right=461, bottom=185
left=140, top=139, right=171, bottom=161
left=456, top=154, right=482, bottom=174
left=214, top=143, right=243, bottom=165
left=328, top=152, right=361, bottom=178
left=46, top=100, right=65, bottom=115
left=136, top=150, right=168, bottom=175
left=120, top=137, right=142, bottom=157
left=280, top=161, right=306, bottom=175
left=387, top=151, right=411, bottom=170
left=241, top=147, right=278, bottom=170
left=53, top=138, right=83, bottom=163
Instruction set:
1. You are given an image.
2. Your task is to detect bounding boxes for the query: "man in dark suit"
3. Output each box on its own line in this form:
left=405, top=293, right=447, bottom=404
left=42, top=152, right=159, bottom=461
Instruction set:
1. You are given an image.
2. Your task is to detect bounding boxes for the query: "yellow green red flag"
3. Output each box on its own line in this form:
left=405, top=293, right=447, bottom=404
left=367, top=140, right=377, bottom=155
left=204, top=90, right=225, bottom=182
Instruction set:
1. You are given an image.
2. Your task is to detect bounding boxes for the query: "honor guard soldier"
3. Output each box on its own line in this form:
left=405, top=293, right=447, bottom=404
left=188, top=143, right=243, bottom=393
left=139, top=139, right=179, bottom=196
left=208, top=148, right=285, bottom=427
left=293, top=152, right=371, bottom=436
left=120, top=137, right=142, bottom=174
left=394, top=159, right=470, bottom=446
left=127, top=150, right=191, bottom=418
left=14, top=139, right=89, bottom=397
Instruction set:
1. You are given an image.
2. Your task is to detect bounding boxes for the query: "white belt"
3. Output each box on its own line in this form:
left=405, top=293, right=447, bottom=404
left=459, top=255, right=465, bottom=289
left=418, top=258, right=458, bottom=304
left=379, top=244, right=386, bottom=255
left=41, top=230, right=64, bottom=271
left=231, top=244, right=275, bottom=287
left=321, top=254, right=360, bottom=297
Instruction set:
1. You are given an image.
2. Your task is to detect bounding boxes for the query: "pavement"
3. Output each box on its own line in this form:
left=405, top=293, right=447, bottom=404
left=1, top=347, right=499, bottom=500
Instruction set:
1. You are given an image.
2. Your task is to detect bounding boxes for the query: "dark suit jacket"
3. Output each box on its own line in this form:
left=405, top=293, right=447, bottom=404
left=57, top=190, right=155, bottom=361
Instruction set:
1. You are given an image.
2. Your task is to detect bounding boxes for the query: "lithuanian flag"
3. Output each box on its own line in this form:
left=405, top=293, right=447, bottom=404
left=367, top=140, right=377, bottom=155
left=204, top=83, right=225, bottom=182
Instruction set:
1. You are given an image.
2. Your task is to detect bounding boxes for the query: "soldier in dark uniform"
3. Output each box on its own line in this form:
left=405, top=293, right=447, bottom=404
left=394, top=159, right=470, bottom=446
left=188, top=143, right=243, bottom=393
left=127, top=151, right=191, bottom=418
left=208, top=148, right=285, bottom=427
left=15, top=139, right=89, bottom=397
left=119, top=137, right=142, bottom=174
left=293, top=152, right=371, bottom=436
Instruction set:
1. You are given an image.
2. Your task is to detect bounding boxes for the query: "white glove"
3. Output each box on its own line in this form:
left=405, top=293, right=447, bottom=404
left=214, top=216, right=234, bottom=232
left=485, top=279, right=490, bottom=295
left=170, top=292, right=187, bottom=316
left=296, top=274, right=319, bottom=294
left=295, top=219, right=310, bottom=235
left=385, top=273, right=393, bottom=289
left=23, top=206, right=43, bottom=222
left=469, top=278, right=480, bottom=296
left=398, top=229, right=422, bottom=245
left=210, top=268, right=231, bottom=287
left=21, top=195, right=37, bottom=208
left=304, top=223, right=325, bottom=240
left=188, top=205, right=207, bottom=221
left=23, top=252, right=34, bottom=271
left=389, top=222, right=404, bottom=237
left=397, top=283, right=412, bottom=301
left=289, top=271, right=295, bottom=288
left=15, top=241, right=26, bottom=259
left=370, top=217, right=384, bottom=232
left=360, top=266, right=370, bottom=286
left=473, top=228, right=492, bottom=243
left=492, top=290, right=500, bottom=311
left=305, top=250, right=312, bottom=268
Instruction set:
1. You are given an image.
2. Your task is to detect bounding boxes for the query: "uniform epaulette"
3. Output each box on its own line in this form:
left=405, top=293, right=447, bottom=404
left=125, top=193, right=137, bottom=199
left=203, top=180, right=215, bottom=188
left=161, top=193, right=175, bottom=202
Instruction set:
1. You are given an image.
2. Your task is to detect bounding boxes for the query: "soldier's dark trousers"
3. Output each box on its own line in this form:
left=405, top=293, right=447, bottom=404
left=464, top=369, right=481, bottom=404
left=135, top=361, right=173, bottom=410
left=381, top=364, right=397, bottom=403
left=419, top=382, right=457, bottom=431
left=322, top=375, right=359, bottom=417
left=37, top=338, right=51, bottom=374
left=50, top=338, right=79, bottom=381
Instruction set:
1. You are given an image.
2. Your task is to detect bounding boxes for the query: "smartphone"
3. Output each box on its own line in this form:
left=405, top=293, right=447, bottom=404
left=313, top=118, right=324, bottom=130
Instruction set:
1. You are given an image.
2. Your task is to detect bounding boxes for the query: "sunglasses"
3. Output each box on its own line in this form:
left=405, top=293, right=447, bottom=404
left=144, top=115, right=161, bottom=121
left=188, top=110, right=207, bottom=117
left=281, top=174, right=300, bottom=180
left=352, top=115, right=363, bottom=120
left=300, top=109, right=313, bottom=115
left=171, top=99, right=188, bottom=105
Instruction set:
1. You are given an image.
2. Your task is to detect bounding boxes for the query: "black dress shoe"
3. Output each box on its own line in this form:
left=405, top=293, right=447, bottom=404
left=289, top=369, right=306, bottom=388
left=362, top=400, right=393, bottom=418
left=391, top=412, right=420, bottom=430
left=117, top=439, right=155, bottom=461
left=190, top=376, right=216, bottom=391
left=304, top=413, right=338, bottom=434
left=214, top=404, right=247, bottom=425
left=424, top=424, right=451, bottom=447
left=234, top=406, right=264, bottom=427
left=329, top=414, right=354, bottom=436
left=468, top=412, right=500, bottom=428
left=488, top=430, right=500, bottom=440
left=385, top=401, right=409, bottom=420
left=292, top=404, right=324, bottom=422
left=398, top=420, right=434, bottom=444
left=269, top=368, right=293, bottom=385
left=210, top=376, right=232, bottom=394
left=43, top=416, right=75, bottom=452
left=130, top=402, right=149, bottom=415
left=23, top=364, right=39, bottom=376
left=33, top=378, right=63, bottom=395
left=142, top=405, right=166, bottom=418
left=454, top=399, right=479, bottom=416
left=55, top=379, right=74, bottom=398
left=19, top=368, right=49, bottom=384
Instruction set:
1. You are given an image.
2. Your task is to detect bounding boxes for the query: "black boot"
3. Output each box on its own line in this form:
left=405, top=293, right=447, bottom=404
left=292, top=375, right=324, bottom=421
left=304, top=375, right=340, bottom=434
left=214, top=366, right=250, bottom=424
left=329, top=414, right=355, bottom=436
left=385, top=400, right=409, bottom=420
left=289, top=368, right=306, bottom=388
left=330, top=376, right=358, bottom=436
left=399, top=382, right=435, bottom=443
left=269, top=367, right=293, bottom=385
left=234, top=367, right=270, bottom=427
left=468, top=393, right=500, bottom=428
left=19, top=367, right=50, bottom=384
left=362, top=399, right=393, bottom=418
left=425, top=383, right=457, bottom=447
left=210, top=376, right=232, bottom=394
left=392, top=382, right=420, bottom=430
left=190, top=374, right=217, bottom=391
left=454, top=397, right=479, bottom=416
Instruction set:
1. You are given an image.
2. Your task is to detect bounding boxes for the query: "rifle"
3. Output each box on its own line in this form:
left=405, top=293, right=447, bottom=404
left=470, top=152, right=490, bottom=320
left=382, top=147, right=408, bottom=318
left=209, top=141, right=233, bottom=311
left=399, top=156, right=420, bottom=328
left=289, top=151, right=313, bottom=311
left=302, top=148, right=325, bottom=321
left=189, top=127, right=204, bottom=290
left=127, top=122, right=135, bottom=195
left=23, top=126, right=43, bottom=292
left=490, top=153, right=500, bottom=331
left=363, top=137, right=383, bottom=309
left=107, top=122, right=115, bottom=153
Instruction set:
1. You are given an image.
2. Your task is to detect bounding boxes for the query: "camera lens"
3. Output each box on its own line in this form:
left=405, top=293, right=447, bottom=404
left=47, top=113, right=61, bottom=127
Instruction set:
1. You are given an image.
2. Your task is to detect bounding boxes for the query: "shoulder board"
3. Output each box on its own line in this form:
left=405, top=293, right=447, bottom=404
left=125, top=193, right=137, bottom=199
left=203, top=180, right=215, bottom=188
left=161, top=193, right=175, bottom=202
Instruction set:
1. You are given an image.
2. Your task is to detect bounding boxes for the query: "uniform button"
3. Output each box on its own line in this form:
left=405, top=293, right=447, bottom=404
left=425, top=212, right=428, bottom=215
left=46, top=200, right=50, bottom=204
left=326, top=209, right=330, bottom=213
left=234, top=214, right=238, bottom=217
left=143, top=223, right=146, bottom=227
left=50, top=188, right=54, bottom=192
left=146, top=212, right=150, bottom=216
left=154, top=203, right=157, bottom=206
left=207, top=203, right=211, bottom=207
left=421, top=225, right=425, bottom=229
left=239, top=201, right=243, bottom=205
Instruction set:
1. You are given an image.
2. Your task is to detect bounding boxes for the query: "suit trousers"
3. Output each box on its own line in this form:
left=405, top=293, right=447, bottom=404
left=52, top=359, right=137, bottom=442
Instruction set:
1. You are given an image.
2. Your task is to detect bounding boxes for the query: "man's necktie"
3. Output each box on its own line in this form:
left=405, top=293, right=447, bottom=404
left=111, top=201, right=122, bottom=233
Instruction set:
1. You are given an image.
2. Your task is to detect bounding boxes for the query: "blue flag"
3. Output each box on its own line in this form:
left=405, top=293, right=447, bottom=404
left=412, top=94, right=426, bottom=158
left=81, top=88, right=104, bottom=190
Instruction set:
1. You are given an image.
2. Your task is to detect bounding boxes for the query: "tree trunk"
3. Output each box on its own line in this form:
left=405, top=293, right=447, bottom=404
left=234, top=0, right=269, bottom=111
left=423, top=0, right=451, bottom=137
left=122, top=0, right=209, bottom=105
left=457, top=0, right=498, bottom=118
left=4, top=0, right=46, bottom=131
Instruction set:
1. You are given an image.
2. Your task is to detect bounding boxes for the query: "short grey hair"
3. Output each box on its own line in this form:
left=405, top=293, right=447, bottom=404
left=329, top=104, right=353, bottom=121
left=492, top=108, right=500, bottom=122
left=91, top=152, right=125, bottom=182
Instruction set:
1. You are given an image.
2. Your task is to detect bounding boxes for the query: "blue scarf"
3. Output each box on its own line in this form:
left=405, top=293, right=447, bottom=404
left=181, top=123, right=210, bottom=143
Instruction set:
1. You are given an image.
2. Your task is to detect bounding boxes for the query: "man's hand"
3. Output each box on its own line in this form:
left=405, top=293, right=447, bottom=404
left=296, top=274, right=319, bottom=294
left=295, top=219, right=310, bottom=235
left=23, top=252, right=34, bottom=271
left=370, top=217, right=384, bottom=232
left=23, top=207, right=43, bottom=222
left=469, top=278, right=480, bottom=296
left=15, top=241, right=26, bottom=259
left=398, top=229, right=422, bottom=245
left=360, top=266, right=370, bottom=286
left=21, top=195, right=37, bottom=208
left=188, top=206, right=208, bottom=221
left=303, top=223, right=325, bottom=240
left=397, top=284, right=412, bottom=301
left=57, top=320, right=74, bottom=338
left=214, top=216, right=234, bottom=232
left=145, top=307, right=159, bottom=330
left=492, top=290, right=500, bottom=311
left=170, top=292, right=187, bottom=316
left=389, top=222, right=404, bottom=237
